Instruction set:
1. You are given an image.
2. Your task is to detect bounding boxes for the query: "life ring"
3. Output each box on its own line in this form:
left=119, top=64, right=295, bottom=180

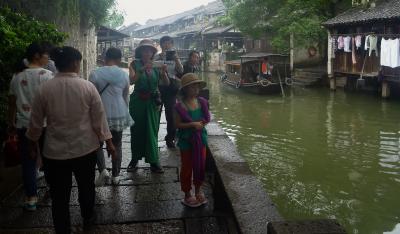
left=235, top=81, right=241, bottom=88
left=260, top=79, right=271, bottom=87
left=308, top=46, right=317, bottom=57
left=285, top=77, right=293, bottom=85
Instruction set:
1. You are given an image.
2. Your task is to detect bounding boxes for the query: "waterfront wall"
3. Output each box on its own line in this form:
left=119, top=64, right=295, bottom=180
left=206, top=121, right=347, bottom=234
left=206, top=121, right=283, bottom=232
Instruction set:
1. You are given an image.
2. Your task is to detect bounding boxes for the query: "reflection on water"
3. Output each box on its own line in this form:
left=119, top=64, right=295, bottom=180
left=202, top=72, right=400, bottom=234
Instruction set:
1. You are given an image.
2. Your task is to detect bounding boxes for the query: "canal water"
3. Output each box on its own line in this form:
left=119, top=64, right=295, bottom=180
left=202, top=72, right=400, bottom=234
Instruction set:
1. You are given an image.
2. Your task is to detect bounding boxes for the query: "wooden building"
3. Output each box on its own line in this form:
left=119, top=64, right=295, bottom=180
left=97, top=26, right=130, bottom=64
left=323, top=0, right=400, bottom=97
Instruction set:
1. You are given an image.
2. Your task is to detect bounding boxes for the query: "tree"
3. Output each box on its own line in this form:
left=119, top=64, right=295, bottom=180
left=222, top=0, right=352, bottom=52
left=0, top=7, right=67, bottom=128
left=103, top=5, right=125, bottom=29
left=79, top=0, right=118, bottom=27
left=1, top=0, right=119, bottom=27
left=222, top=0, right=281, bottom=38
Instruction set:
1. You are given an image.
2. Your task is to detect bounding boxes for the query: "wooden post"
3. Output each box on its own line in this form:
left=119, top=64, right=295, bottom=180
left=382, top=81, right=390, bottom=98
left=327, top=31, right=336, bottom=90
left=290, top=33, right=294, bottom=73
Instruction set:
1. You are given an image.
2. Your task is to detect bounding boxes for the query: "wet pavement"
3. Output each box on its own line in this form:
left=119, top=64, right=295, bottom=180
left=0, top=116, right=237, bottom=233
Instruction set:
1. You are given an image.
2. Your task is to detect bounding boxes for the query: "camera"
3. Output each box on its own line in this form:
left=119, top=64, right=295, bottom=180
left=166, top=50, right=177, bottom=61
left=152, top=91, right=163, bottom=106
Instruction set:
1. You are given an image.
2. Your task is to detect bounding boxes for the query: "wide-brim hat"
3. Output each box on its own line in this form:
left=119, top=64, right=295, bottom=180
left=180, top=73, right=206, bottom=89
left=135, top=39, right=158, bottom=58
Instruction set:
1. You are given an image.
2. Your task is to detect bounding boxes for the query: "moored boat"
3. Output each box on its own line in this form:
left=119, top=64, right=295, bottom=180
left=220, top=52, right=291, bottom=94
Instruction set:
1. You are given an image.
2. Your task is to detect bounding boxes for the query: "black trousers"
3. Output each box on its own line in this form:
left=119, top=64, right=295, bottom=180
left=43, top=152, right=96, bottom=234
left=160, top=91, right=177, bottom=142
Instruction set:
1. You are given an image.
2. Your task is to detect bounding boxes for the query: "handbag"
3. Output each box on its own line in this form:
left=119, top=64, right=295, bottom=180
left=3, top=134, right=21, bottom=167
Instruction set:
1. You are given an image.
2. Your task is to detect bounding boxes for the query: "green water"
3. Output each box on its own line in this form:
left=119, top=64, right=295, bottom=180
left=202, top=73, right=400, bottom=234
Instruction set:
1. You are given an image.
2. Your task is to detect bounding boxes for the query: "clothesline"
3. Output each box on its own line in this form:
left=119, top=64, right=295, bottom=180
left=331, top=33, right=400, bottom=37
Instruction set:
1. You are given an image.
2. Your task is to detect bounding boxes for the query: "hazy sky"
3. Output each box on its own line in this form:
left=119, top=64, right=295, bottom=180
left=116, top=0, right=216, bottom=26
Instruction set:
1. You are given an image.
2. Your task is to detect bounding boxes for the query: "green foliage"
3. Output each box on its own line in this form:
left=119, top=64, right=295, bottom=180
left=103, top=5, right=125, bottom=29
left=0, top=7, right=67, bottom=125
left=222, top=0, right=281, bottom=38
left=222, top=0, right=352, bottom=52
left=270, top=0, right=328, bottom=52
left=79, top=0, right=117, bottom=27
left=1, top=0, right=118, bottom=27
left=216, top=15, right=232, bottom=26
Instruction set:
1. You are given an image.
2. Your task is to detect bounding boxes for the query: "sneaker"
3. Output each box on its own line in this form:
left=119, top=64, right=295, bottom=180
left=166, top=140, right=176, bottom=148
left=111, top=176, right=120, bottom=185
left=36, top=169, right=45, bottom=179
left=150, top=164, right=164, bottom=173
left=95, top=169, right=110, bottom=187
left=127, top=160, right=138, bottom=172
left=24, top=199, right=37, bottom=211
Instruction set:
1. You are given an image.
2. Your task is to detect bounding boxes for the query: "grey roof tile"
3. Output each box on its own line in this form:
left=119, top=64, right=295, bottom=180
left=323, top=0, right=400, bottom=27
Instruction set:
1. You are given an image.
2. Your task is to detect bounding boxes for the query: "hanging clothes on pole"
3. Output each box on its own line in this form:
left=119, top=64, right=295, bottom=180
left=365, top=35, right=378, bottom=56
left=355, top=35, right=362, bottom=49
left=337, top=36, right=344, bottom=50
left=352, top=37, right=357, bottom=64
left=380, top=38, right=400, bottom=68
left=344, top=36, right=352, bottom=52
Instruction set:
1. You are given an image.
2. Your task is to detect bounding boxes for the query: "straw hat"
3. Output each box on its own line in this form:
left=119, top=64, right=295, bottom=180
left=135, top=39, right=157, bottom=58
left=180, top=73, right=206, bottom=89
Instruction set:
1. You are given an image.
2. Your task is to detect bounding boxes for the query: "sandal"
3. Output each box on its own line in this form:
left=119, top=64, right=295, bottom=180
left=195, top=193, right=208, bottom=205
left=181, top=196, right=201, bottom=208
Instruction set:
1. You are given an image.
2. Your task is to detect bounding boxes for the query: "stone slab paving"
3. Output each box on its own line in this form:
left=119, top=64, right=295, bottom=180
left=0, top=117, right=237, bottom=233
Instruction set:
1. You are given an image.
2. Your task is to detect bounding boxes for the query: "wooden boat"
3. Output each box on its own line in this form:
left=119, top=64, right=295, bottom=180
left=220, top=53, right=291, bottom=94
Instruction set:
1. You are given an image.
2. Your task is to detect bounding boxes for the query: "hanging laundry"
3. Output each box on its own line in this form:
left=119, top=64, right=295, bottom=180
left=332, top=36, right=338, bottom=53
left=352, top=37, right=356, bottom=64
left=380, top=38, right=400, bottom=68
left=365, top=35, right=378, bottom=56
left=344, top=36, right=352, bottom=52
left=337, top=36, right=344, bottom=50
left=380, top=38, right=390, bottom=67
left=355, top=35, right=362, bottom=49
left=391, top=38, right=400, bottom=68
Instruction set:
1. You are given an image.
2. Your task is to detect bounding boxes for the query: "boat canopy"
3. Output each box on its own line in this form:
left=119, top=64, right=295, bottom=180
left=240, top=52, right=289, bottom=64
left=224, top=60, right=241, bottom=66
left=240, top=52, right=288, bottom=59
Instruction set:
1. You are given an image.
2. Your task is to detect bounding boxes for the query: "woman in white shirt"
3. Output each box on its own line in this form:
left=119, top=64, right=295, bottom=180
left=89, top=48, right=134, bottom=186
left=8, top=42, right=53, bottom=211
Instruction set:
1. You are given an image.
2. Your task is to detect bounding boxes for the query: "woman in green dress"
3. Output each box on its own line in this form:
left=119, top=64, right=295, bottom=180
left=128, top=39, right=169, bottom=173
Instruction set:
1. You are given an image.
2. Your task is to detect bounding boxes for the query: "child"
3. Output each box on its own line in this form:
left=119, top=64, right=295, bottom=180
left=174, top=73, right=210, bottom=208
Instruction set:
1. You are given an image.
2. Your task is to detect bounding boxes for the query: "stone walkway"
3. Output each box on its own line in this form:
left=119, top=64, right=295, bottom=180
left=0, top=117, right=237, bottom=233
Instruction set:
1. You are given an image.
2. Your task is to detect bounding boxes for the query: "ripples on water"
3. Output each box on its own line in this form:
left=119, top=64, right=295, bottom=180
left=203, top=73, right=400, bottom=234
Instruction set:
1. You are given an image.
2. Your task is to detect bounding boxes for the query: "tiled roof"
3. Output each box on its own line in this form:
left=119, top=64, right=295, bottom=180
left=119, top=23, right=141, bottom=34
left=132, top=0, right=225, bottom=31
left=97, top=25, right=129, bottom=42
left=203, top=25, right=234, bottom=35
left=323, top=0, right=400, bottom=27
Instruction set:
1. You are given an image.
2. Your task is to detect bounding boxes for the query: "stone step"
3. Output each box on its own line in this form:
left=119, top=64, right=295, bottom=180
left=293, top=72, right=325, bottom=79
